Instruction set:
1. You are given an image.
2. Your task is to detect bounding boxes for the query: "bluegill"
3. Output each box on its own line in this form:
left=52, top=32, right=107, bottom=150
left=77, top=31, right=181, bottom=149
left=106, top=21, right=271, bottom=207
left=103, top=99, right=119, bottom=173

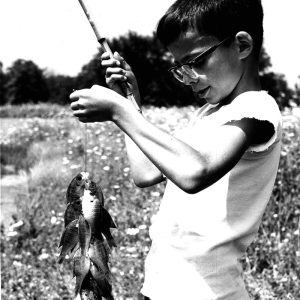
left=58, top=172, right=116, bottom=300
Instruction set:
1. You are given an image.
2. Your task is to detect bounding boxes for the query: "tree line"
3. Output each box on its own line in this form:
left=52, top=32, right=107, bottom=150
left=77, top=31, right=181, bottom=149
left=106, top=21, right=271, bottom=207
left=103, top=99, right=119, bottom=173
left=0, top=32, right=299, bottom=110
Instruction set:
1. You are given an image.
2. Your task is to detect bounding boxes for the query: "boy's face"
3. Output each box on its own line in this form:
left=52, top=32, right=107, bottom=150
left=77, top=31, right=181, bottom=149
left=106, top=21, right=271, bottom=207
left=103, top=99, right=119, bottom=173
left=168, top=29, right=244, bottom=105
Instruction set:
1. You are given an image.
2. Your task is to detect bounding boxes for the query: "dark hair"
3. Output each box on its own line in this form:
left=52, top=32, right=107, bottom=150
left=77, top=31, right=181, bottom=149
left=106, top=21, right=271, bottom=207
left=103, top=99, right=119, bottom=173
left=156, top=0, right=264, bottom=58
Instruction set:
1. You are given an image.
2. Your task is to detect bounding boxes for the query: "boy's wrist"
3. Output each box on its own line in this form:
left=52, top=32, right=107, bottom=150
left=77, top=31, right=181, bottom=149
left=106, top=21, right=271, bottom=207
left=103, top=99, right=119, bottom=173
left=111, top=97, right=142, bottom=125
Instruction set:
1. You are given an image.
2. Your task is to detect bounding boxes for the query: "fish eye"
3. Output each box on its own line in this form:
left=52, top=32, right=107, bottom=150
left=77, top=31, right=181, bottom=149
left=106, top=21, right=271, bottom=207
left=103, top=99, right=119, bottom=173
left=90, top=182, right=96, bottom=188
left=76, top=174, right=82, bottom=181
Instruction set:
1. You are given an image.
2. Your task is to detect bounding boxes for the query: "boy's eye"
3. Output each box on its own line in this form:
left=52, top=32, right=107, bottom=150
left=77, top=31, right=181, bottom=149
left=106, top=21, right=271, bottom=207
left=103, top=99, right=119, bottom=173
left=192, top=57, right=207, bottom=68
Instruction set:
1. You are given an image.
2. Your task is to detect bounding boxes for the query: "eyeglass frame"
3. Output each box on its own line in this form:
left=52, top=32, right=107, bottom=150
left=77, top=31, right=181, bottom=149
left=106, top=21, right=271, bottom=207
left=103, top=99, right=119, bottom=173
left=168, top=35, right=234, bottom=82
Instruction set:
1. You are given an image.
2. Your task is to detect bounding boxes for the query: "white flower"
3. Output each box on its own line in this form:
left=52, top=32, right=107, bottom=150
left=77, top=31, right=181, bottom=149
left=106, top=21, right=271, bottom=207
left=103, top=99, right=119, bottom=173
left=50, top=216, right=57, bottom=224
left=9, top=220, right=24, bottom=231
left=7, top=231, right=18, bottom=237
left=12, top=261, right=22, bottom=267
left=126, top=228, right=139, bottom=235
left=70, top=164, right=81, bottom=169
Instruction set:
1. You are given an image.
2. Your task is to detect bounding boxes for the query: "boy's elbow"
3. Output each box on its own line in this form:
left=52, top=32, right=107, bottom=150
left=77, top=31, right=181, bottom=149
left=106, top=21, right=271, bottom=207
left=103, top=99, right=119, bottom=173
left=132, top=172, right=164, bottom=188
left=177, top=167, right=209, bottom=194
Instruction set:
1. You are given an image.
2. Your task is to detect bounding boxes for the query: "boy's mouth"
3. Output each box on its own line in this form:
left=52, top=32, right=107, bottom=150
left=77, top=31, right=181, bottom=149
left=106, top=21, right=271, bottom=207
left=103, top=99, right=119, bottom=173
left=197, top=86, right=210, bottom=98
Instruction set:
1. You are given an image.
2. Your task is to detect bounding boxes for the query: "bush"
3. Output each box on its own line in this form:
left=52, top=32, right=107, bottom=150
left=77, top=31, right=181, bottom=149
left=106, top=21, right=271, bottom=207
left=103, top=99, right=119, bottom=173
left=1, top=105, right=299, bottom=299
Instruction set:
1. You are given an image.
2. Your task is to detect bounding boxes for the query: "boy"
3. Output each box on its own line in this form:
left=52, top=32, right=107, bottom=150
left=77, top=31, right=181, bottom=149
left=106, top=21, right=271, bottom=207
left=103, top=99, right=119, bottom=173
left=70, top=0, right=282, bottom=299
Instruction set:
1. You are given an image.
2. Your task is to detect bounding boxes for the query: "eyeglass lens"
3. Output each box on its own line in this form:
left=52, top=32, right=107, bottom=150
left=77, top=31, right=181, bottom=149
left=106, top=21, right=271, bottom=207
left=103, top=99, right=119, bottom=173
left=171, top=66, right=198, bottom=83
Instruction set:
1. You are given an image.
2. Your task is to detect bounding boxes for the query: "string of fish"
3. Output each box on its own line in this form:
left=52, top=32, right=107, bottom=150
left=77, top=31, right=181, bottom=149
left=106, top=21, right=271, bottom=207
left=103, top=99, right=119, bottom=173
left=58, top=122, right=117, bottom=300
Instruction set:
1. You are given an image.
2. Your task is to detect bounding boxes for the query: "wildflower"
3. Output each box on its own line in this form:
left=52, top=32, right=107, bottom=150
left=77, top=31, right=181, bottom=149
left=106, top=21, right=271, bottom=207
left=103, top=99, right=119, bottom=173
left=38, top=252, right=50, bottom=260
left=123, top=167, right=130, bottom=173
left=8, top=220, right=24, bottom=231
left=103, top=166, right=110, bottom=171
left=126, top=228, right=139, bottom=235
left=127, top=247, right=136, bottom=253
left=50, top=216, right=57, bottom=224
left=139, top=224, right=147, bottom=230
left=151, top=191, right=160, bottom=197
left=12, top=261, right=22, bottom=267
left=70, top=164, right=81, bottom=169
left=63, top=157, right=70, bottom=165
left=7, top=231, right=18, bottom=237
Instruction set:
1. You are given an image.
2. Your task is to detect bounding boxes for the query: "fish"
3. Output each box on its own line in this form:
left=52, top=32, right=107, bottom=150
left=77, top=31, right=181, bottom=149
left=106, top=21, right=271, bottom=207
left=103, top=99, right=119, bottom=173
left=58, top=172, right=116, bottom=300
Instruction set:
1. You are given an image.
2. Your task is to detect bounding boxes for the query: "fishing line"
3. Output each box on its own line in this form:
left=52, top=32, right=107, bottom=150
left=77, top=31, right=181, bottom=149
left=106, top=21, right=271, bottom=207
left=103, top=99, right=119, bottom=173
left=76, top=0, right=141, bottom=112
left=75, top=0, right=142, bottom=173
left=84, top=123, right=88, bottom=172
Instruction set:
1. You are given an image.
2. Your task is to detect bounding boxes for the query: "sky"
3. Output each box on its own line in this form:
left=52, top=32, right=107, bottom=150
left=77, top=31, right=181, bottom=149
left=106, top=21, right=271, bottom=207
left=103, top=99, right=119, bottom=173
left=0, top=0, right=299, bottom=88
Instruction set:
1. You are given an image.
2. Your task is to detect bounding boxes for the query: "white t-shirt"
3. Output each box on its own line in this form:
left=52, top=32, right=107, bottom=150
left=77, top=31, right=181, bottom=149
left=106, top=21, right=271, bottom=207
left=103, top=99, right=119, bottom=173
left=141, top=91, right=282, bottom=300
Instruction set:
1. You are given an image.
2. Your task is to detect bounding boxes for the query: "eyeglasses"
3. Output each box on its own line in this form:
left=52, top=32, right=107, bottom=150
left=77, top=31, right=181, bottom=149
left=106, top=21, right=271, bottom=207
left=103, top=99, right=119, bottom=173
left=169, top=36, right=232, bottom=83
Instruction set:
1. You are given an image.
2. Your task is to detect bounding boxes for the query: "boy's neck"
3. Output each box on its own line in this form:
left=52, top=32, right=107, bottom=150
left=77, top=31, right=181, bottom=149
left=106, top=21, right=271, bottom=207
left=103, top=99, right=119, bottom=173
left=222, top=63, right=261, bottom=106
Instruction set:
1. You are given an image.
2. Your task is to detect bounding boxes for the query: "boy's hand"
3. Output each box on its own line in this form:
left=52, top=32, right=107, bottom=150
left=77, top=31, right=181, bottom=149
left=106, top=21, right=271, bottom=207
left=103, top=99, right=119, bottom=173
left=70, top=85, right=126, bottom=123
left=101, top=52, right=141, bottom=106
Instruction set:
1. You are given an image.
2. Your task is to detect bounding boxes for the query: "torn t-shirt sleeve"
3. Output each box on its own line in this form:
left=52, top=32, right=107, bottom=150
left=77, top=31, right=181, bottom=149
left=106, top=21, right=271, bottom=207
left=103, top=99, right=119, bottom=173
left=221, top=91, right=282, bottom=152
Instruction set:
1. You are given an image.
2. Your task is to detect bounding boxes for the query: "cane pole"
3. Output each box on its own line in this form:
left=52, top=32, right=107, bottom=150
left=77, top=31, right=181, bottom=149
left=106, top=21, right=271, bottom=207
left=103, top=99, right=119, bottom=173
left=77, top=0, right=141, bottom=113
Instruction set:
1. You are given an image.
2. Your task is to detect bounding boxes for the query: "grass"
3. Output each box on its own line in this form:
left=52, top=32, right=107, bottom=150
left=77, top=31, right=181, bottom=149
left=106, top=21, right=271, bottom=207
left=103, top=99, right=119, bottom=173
left=1, top=104, right=299, bottom=299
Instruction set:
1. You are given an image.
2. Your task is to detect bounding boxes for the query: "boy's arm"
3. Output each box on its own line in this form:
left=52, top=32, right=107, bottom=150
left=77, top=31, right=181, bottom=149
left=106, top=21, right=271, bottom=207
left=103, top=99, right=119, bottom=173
left=101, top=51, right=164, bottom=187
left=70, top=85, right=273, bottom=194
left=124, top=135, right=165, bottom=187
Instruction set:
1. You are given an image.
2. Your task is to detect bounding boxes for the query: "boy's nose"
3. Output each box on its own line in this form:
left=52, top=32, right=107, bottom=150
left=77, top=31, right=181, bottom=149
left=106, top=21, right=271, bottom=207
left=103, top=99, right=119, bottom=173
left=182, top=73, right=199, bottom=86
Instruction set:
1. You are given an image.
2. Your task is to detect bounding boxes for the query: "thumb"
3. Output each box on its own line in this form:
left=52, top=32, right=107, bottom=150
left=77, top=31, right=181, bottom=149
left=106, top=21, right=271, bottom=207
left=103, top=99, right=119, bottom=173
left=114, top=51, right=130, bottom=70
left=69, top=88, right=90, bottom=101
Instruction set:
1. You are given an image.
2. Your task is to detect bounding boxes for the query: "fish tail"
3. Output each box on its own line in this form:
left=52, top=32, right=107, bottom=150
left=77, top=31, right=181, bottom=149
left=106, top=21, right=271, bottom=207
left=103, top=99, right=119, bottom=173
left=60, top=173, right=117, bottom=299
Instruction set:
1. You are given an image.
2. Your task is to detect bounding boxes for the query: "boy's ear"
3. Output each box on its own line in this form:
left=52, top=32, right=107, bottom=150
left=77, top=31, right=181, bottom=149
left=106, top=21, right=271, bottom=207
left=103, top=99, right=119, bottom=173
left=234, top=31, right=253, bottom=59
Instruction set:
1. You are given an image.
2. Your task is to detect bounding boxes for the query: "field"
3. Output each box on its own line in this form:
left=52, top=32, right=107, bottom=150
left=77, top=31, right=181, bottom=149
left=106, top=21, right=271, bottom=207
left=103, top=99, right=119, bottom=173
left=1, top=104, right=300, bottom=300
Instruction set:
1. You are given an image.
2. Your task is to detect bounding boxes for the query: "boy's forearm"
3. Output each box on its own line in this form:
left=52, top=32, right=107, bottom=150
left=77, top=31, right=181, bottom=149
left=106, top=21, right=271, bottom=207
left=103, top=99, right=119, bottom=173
left=113, top=103, right=207, bottom=193
left=124, top=134, right=165, bottom=187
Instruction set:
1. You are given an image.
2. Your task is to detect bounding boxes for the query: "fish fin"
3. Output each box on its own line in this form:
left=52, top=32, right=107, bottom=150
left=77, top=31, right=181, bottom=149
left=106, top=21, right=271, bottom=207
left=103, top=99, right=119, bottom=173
left=78, top=215, right=92, bottom=256
left=64, top=203, right=81, bottom=227
left=69, top=243, right=80, bottom=260
left=88, top=239, right=111, bottom=279
left=58, top=219, right=79, bottom=263
left=73, top=256, right=90, bottom=296
left=101, top=207, right=117, bottom=228
left=101, top=229, right=117, bottom=248
left=90, top=263, right=114, bottom=299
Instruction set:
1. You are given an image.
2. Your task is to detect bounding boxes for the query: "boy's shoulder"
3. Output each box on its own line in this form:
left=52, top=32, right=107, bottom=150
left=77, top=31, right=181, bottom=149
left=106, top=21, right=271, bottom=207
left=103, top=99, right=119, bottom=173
left=231, top=90, right=278, bottom=107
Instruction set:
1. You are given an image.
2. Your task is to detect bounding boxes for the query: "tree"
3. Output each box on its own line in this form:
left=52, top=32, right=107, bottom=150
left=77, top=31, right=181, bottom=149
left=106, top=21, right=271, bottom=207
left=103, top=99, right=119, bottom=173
left=75, top=56, right=106, bottom=90
left=45, top=73, right=76, bottom=105
left=259, top=46, right=295, bottom=110
left=0, top=62, right=7, bottom=105
left=109, top=31, right=196, bottom=106
left=5, top=59, right=49, bottom=104
left=74, top=33, right=295, bottom=109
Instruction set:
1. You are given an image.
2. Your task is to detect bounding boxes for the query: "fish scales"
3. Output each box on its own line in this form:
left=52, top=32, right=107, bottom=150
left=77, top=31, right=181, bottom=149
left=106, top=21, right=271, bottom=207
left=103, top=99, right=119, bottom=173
left=58, top=172, right=117, bottom=299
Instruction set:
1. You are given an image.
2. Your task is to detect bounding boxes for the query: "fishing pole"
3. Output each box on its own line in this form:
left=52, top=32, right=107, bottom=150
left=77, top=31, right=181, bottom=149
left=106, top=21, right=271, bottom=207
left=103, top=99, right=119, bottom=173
left=77, top=0, right=142, bottom=113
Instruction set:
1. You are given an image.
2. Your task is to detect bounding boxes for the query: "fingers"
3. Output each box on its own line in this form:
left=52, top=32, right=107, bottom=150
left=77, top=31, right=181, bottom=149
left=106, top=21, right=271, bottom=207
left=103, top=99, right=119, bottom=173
left=70, top=89, right=90, bottom=102
left=100, top=52, right=121, bottom=67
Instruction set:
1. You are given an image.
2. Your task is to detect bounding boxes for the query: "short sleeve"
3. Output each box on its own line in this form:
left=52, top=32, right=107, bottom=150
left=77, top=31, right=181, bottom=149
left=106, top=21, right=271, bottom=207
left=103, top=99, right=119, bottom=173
left=221, top=91, right=282, bottom=152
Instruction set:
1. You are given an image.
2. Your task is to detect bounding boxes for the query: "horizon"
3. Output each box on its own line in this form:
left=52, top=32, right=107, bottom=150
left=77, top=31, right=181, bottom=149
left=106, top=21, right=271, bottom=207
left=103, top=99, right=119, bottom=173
left=0, top=0, right=299, bottom=87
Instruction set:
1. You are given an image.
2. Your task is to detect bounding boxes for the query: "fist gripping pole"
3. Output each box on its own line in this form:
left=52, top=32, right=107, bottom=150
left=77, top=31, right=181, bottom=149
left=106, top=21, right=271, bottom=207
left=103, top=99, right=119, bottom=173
left=77, top=0, right=141, bottom=113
